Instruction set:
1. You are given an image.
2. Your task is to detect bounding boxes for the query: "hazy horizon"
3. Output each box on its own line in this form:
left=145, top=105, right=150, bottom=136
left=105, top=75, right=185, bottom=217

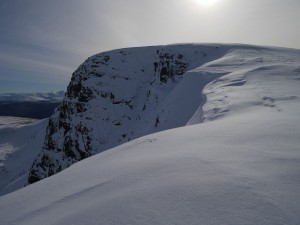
left=1, top=0, right=300, bottom=93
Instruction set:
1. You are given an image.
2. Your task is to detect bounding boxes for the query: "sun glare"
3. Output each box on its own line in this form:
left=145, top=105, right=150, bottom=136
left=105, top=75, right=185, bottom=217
left=194, top=0, right=219, bottom=6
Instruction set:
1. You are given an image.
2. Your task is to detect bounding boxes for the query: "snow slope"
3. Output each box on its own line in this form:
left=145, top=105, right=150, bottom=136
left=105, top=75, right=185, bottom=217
left=0, top=106, right=299, bottom=225
left=0, top=117, right=47, bottom=196
left=0, top=44, right=299, bottom=224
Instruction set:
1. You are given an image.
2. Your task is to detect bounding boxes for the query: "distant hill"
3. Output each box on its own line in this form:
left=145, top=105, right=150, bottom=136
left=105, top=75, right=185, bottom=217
left=0, top=91, right=64, bottom=119
left=0, top=91, right=65, bottom=102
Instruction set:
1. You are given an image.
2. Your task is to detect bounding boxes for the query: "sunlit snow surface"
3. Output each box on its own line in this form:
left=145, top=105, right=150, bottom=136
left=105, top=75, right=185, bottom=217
left=0, top=44, right=300, bottom=225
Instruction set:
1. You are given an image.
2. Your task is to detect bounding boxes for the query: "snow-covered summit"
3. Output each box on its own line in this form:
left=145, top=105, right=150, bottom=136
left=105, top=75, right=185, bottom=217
left=28, top=44, right=300, bottom=185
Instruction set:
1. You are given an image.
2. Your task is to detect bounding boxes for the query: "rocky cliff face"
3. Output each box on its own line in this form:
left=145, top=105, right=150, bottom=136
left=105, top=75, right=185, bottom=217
left=28, top=44, right=227, bottom=183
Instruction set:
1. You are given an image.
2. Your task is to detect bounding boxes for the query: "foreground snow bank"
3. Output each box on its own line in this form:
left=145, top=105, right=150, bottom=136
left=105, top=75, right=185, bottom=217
left=0, top=105, right=299, bottom=224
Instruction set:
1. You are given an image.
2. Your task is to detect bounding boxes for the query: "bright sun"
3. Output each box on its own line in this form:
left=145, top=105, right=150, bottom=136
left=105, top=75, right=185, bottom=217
left=194, top=0, right=219, bottom=6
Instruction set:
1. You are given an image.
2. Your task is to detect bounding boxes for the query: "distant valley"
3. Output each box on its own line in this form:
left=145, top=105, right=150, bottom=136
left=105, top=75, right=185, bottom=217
left=0, top=91, right=64, bottom=119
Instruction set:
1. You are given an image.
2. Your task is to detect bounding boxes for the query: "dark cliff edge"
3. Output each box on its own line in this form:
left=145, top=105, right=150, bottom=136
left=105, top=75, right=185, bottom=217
left=28, top=44, right=230, bottom=184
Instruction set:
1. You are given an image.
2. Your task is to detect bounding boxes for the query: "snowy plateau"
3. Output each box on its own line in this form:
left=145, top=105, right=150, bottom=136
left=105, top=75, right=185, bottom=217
left=0, top=44, right=300, bottom=225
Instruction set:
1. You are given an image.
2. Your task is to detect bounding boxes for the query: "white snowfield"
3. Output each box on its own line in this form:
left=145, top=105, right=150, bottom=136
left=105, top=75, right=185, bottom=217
left=0, top=44, right=300, bottom=225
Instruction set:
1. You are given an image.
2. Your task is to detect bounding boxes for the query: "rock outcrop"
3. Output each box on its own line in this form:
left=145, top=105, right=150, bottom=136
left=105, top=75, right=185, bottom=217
left=28, top=44, right=227, bottom=183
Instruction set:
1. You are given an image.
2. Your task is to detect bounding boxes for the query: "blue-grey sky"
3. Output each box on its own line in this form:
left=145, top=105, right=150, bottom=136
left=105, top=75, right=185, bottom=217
left=1, top=0, right=300, bottom=93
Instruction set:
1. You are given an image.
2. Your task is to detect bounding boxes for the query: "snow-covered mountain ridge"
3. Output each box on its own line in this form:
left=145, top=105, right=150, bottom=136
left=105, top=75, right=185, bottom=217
left=1, top=43, right=300, bottom=224
left=28, top=44, right=300, bottom=183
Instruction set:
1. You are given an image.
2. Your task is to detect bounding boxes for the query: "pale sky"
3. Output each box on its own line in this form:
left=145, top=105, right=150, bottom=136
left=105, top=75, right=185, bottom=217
left=1, top=0, right=299, bottom=93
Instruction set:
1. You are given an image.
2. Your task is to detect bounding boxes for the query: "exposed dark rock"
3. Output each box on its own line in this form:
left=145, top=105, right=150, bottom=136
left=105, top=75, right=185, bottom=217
left=28, top=45, right=216, bottom=184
